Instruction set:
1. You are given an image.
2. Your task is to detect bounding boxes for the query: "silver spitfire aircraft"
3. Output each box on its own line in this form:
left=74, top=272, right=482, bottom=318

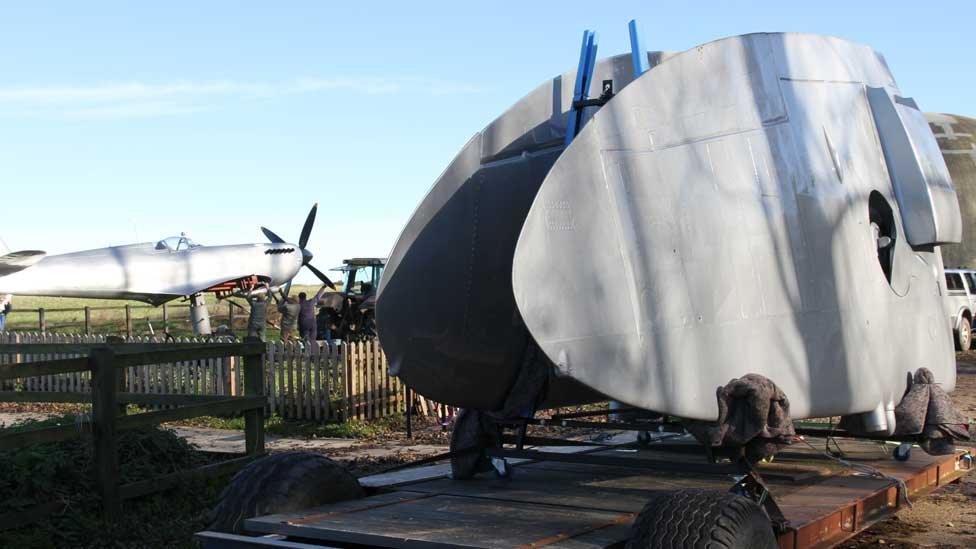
left=0, top=205, right=333, bottom=307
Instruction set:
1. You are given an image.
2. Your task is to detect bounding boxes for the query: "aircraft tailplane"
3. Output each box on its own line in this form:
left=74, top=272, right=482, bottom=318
left=0, top=250, right=46, bottom=277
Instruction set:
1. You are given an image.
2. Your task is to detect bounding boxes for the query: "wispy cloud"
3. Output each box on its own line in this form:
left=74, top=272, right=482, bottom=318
left=0, top=76, right=487, bottom=120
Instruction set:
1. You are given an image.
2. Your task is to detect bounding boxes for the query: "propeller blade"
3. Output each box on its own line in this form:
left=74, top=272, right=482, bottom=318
left=299, top=203, right=318, bottom=249
left=306, top=263, right=336, bottom=290
left=261, top=227, right=286, bottom=244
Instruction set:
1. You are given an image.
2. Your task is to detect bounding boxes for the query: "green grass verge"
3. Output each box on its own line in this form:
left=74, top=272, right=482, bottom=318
left=175, top=412, right=404, bottom=439
left=0, top=415, right=231, bottom=548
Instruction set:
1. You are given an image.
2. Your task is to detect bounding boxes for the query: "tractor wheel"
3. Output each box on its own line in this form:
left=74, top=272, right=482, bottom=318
left=207, top=452, right=364, bottom=534
left=627, top=489, right=776, bottom=549
left=956, top=317, right=971, bottom=351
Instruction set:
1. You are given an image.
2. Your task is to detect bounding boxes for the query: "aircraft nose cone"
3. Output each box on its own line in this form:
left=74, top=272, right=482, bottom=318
left=302, top=249, right=313, bottom=264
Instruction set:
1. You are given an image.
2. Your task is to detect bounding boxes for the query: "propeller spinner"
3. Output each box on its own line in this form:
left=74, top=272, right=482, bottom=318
left=261, top=204, right=335, bottom=291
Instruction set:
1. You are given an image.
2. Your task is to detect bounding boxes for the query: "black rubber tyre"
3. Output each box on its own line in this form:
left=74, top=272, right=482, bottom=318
left=208, top=452, right=364, bottom=533
left=627, top=489, right=776, bottom=549
left=956, top=317, right=971, bottom=351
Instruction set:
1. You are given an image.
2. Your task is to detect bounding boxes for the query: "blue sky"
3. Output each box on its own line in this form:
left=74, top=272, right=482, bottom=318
left=1, top=1, right=973, bottom=282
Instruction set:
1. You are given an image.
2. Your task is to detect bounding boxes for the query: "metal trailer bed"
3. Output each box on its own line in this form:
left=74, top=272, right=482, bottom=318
left=196, top=433, right=972, bottom=549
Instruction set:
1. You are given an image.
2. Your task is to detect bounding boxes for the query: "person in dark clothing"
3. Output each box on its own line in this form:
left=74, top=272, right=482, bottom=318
left=316, top=305, right=337, bottom=351
left=298, top=285, right=328, bottom=341
left=246, top=284, right=274, bottom=342
left=277, top=293, right=300, bottom=341
left=0, top=294, right=10, bottom=332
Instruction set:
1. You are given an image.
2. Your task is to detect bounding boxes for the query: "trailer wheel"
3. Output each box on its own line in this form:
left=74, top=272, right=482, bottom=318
left=636, top=430, right=653, bottom=447
left=956, top=317, right=971, bottom=351
left=894, top=443, right=912, bottom=462
left=208, top=452, right=364, bottom=534
left=627, top=489, right=776, bottom=549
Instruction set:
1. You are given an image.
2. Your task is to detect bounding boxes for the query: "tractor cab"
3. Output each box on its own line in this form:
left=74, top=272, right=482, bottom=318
left=332, top=258, right=386, bottom=301
left=319, top=258, right=386, bottom=341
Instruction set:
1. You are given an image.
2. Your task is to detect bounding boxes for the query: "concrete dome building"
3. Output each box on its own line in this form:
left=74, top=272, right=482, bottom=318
left=928, top=113, right=976, bottom=268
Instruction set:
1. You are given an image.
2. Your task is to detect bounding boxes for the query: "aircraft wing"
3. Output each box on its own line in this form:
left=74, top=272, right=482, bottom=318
left=0, top=251, right=46, bottom=277
left=133, top=273, right=269, bottom=306
left=76, top=274, right=260, bottom=307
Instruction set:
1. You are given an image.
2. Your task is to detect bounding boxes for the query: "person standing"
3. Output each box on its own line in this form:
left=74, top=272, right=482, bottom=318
left=277, top=291, right=301, bottom=341
left=298, top=285, right=328, bottom=341
left=316, top=305, right=336, bottom=351
left=0, top=294, right=10, bottom=332
left=245, top=285, right=273, bottom=342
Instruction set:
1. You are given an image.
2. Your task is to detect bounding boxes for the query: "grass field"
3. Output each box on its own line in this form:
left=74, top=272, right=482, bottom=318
left=2, top=284, right=332, bottom=339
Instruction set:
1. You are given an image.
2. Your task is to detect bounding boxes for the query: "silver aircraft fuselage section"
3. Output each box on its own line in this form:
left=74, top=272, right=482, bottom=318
left=379, top=32, right=961, bottom=422
left=377, top=51, right=672, bottom=411
left=513, top=33, right=959, bottom=421
left=0, top=241, right=303, bottom=306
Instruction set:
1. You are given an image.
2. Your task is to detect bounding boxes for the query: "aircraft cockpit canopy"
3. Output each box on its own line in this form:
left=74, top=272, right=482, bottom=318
left=155, top=235, right=201, bottom=252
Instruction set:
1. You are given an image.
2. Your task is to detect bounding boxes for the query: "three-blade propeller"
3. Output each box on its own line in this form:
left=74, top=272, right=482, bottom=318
left=261, top=204, right=335, bottom=291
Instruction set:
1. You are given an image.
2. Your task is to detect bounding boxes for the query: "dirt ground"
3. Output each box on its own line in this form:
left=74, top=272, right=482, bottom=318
left=171, top=422, right=452, bottom=476
left=844, top=352, right=976, bottom=548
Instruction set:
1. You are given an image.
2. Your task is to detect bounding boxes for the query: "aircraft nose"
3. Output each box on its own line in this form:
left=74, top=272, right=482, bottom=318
left=301, top=248, right=313, bottom=264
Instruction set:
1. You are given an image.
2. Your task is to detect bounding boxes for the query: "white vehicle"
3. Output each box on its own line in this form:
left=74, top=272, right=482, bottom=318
left=944, top=268, right=976, bottom=351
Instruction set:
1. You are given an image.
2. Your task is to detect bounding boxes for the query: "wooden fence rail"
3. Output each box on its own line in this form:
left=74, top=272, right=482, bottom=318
left=0, top=340, right=266, bottom=523
left=0, top=332, right=453, bottom=423
left=4, top=301, right=246, bottom=337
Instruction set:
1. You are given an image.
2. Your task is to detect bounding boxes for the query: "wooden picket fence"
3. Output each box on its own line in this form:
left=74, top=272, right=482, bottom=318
left=264, top=339, right=416, bottom=422
left=0, top=332, right=452, bottom=423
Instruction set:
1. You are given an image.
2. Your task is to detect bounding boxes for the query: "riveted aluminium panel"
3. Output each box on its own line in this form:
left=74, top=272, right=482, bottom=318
left=377, top=53, right=667, bottom=410
left=867, top=89, right=962, bottom=246
left=513, top=33, right=956, bottom=420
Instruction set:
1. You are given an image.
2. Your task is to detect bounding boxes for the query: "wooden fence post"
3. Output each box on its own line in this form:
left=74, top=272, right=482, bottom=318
left=406, top=387, right=413, bottom=439
left=124, top=305, right=132, bottom=339
left=84, top=306, right=92, bottom=335
left=243, top=338, right=265, bottom=456
left=344, top=345, right=353, bottom=421
left=162, top=304, right=169, bottom=334
left=227, top=356, right=238, bottom=396
left=38, top=308, right=45, bottom=333
left=227, top=302, right=234, bottom=330
left=90, top=346, right=120, bottom=521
